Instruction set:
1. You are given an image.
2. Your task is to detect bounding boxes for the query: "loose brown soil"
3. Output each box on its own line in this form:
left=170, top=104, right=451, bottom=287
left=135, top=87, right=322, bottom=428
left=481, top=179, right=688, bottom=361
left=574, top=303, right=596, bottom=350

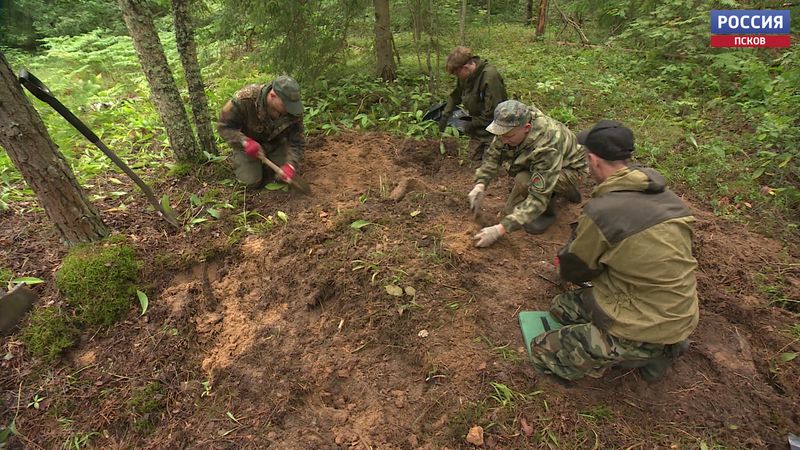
left=1, top=132, right=799, bottom=449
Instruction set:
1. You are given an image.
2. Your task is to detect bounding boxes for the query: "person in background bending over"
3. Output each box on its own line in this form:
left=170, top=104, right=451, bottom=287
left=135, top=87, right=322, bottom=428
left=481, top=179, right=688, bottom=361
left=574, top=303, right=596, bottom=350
left=440, top=46, right=507, bottom=162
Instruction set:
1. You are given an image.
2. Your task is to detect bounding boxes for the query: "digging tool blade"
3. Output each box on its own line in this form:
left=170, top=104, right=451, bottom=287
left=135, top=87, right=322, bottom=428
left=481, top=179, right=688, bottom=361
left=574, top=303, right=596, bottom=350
left=256, top=153, right=311, bottom=195
left=0, top=284, right=37, bottom=336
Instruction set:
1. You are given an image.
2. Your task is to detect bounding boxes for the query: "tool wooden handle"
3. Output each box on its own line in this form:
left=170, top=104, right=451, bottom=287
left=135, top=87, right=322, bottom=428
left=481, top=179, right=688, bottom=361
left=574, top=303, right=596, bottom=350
left=257, top=153, right=284, bottom=177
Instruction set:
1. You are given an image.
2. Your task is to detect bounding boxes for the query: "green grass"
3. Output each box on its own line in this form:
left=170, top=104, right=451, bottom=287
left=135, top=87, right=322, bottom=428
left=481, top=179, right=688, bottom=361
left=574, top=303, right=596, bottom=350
left=56, top=238, right=141, bottom=327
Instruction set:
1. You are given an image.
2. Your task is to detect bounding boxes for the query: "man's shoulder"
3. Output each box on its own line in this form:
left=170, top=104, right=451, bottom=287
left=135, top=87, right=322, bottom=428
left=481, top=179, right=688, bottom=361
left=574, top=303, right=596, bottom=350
left=481, top=63, right=504, bottom=80
left=583, top=188, right=692, bottom=244
left=234, top=84, right=265, bottom=102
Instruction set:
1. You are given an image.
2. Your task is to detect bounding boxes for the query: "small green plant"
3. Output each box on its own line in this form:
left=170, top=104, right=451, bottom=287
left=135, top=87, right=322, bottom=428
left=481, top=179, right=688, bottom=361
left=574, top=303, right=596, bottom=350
left=20, top=307, right=78, bottom=362
left=129, top=381, right=166, bottom=433
left=578, top=405, right=613, bottom=423
left=790, top=323, right=800, bottom=339
left=27, top=394, right=46, bottom=410
left=0, top=421, right=17, bottom=447
left=56, top=239, right=141, bottom=327
left=201, top=380, right=212, bottom=397
left=351, top=256, right=384, bottom=284
left=350, top=219, right=373, bottom=230
left=62, top=431, right=99, bottom=450
left=488, top=382, right=531, bottom=408
left=167, top=162, right=195, bottom=178
left=228, top=210, right=275, bottom=243
left=181, top=190, right=233, bottom=229
left=478, top=336, right=522, bottom=363
left=0, top=268, right=12, bottom=285
left=136, top=290, right=149, bottom=316
left=754, top=268, right=796, bottom=311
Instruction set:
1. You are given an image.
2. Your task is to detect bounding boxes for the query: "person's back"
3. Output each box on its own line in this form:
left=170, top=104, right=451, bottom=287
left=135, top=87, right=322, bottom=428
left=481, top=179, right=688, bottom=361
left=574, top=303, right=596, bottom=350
left=530, top=120, right=698, bottom=382
left=564, top=166, right=698, bottom=344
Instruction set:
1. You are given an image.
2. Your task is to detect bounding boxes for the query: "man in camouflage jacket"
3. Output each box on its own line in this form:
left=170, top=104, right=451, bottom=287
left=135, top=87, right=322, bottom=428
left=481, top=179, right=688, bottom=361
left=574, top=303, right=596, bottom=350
left=217, top=75, right=305, bottom=189
left=441, top=46, right=507, bottom=161
left=469, top=100, right=586, bottom=248
left=530, top=120, right=699, bottom=382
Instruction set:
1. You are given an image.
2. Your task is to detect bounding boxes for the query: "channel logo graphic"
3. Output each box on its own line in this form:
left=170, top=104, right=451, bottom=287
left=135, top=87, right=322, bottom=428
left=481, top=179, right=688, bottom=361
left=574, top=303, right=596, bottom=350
left=711, top=10, right=790, bottom=48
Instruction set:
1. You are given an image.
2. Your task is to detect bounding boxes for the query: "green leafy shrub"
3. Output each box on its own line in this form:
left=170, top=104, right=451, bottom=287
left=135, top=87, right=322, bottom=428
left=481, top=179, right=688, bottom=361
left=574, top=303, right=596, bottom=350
left=20, top=307, right=77, bottom=362
left=56, top=240, right=140, bottom=327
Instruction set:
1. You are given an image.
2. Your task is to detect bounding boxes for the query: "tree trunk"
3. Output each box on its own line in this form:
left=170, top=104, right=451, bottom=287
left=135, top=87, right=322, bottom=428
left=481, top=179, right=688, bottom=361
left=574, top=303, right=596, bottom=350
left=459, top=0, right=466, bottom=44
left=118, top=0, right=200, bottom=161
left=373, top=0, right=396, bottom=81
left=525, top=0, right=534, bottom=25
left=0, top=53, right=108, bottom=245
left=171, top=0, right=217, bottom=155
left=535, top=0, right=549, bottom=38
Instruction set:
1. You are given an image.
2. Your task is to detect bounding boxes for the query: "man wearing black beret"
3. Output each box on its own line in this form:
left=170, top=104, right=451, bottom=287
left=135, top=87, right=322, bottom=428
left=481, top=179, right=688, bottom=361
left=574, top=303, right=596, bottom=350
left=529, top=120, right=699, bottom=382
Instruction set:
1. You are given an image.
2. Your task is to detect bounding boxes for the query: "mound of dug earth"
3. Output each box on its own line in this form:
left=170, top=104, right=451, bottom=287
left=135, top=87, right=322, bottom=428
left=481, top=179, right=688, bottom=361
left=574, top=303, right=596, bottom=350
left=1, top=132, right=798, bottom=448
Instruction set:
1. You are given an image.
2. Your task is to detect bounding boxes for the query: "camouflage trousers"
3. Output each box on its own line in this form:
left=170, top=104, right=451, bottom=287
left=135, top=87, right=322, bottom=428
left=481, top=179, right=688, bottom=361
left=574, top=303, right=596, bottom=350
left=530, top=288, right=669, bottom=381
left=230, top=141, right=290, bottom=189
left=504, top=168, right=583, bottom=215
left=467, top=137, right=491, bottom=162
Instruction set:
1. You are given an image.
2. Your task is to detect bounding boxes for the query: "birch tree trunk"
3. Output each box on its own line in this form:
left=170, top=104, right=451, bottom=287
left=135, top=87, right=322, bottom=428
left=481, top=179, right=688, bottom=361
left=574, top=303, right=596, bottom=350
left=0, top=53, right=108, bottom=245
left=118, top=0, right=200, bottom=161
left=171, top=0, right=217, bottom=155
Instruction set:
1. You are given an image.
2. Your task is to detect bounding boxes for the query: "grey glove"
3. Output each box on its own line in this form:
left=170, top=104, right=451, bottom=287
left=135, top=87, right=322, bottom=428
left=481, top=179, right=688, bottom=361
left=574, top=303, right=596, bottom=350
left=473, top=224, right=506, bottom=248
left=468, top=183, right=486, bottom=214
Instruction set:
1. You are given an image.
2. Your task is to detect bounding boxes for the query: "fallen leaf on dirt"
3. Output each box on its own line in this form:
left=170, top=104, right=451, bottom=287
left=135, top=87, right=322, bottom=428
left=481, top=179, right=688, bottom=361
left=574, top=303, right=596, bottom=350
left=466, top=425, right=484, bottom=446
left=520, top=417, right=534, bottom=437
left=385, top=284, right=403, bottom=296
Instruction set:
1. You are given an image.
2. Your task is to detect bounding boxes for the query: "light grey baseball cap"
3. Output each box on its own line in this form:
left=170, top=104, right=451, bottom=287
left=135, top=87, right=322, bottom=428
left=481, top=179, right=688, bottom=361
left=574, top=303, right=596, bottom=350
left=486, top=100, right=530, bottom=135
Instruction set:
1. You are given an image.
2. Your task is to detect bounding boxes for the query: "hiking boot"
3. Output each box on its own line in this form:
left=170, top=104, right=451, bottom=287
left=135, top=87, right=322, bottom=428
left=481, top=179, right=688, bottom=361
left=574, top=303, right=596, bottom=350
left=638, top=340, right=690, bottom=382
left=616, top=340, right=689, bottom=380
left=523, top=197, right=557, bottom=234
left=561, top=184, right=582, bottom=203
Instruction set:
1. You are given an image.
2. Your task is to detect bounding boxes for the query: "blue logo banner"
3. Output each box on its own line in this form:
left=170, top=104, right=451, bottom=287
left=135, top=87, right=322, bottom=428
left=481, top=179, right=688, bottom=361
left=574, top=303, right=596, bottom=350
left=711, top=10, right=790, bottom=34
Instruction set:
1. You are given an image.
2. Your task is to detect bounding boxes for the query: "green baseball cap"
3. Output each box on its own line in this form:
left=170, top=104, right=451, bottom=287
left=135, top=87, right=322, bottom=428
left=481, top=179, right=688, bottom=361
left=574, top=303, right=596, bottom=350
left=487, top=100, right=530, bottom=135
left=272, top=75, right=303, bottom=116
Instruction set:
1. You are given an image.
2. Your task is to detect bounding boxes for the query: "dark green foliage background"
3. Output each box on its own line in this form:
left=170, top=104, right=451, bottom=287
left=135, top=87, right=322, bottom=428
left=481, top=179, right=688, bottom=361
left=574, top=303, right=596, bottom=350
left=1, top=0, right=798, bottom=229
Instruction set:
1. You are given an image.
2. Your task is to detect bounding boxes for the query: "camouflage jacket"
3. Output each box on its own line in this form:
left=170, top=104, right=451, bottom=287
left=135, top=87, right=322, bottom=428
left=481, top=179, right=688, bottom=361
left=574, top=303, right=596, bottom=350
left=558, top=166, right=699, bottom=344
left=444, top=59, right=507, bottom=138
left=217, top=82, right=305, bottom=166
left=475, top=106, right=586, bottom=231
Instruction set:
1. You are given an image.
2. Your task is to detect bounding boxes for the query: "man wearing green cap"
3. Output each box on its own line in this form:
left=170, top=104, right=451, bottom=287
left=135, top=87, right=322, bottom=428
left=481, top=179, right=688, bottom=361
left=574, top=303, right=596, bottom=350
left=440, top=46, right=507, bottom=161
left=217, top=75, right=304, bottom=189
left=529, top=120, right=698, bottom=382
left=469, top=100, right=585, bottom=248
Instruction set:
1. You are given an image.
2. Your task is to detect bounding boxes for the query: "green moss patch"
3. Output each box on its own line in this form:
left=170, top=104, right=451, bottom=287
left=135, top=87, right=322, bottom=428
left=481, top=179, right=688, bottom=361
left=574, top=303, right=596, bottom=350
left=20, top=307, right=77, bottom=363
left=129, top=382, right=166, bottom=433
left=56, top=240, right=140, bottom=327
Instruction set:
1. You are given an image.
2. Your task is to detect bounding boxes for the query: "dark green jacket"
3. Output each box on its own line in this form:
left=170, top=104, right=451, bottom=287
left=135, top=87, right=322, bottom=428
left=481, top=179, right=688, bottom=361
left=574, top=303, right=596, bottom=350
left=217, top=82, right=305, bottom=166
left=444, top=58, right=507, bottom=138
left=558, top=166, right=699, bottom=344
